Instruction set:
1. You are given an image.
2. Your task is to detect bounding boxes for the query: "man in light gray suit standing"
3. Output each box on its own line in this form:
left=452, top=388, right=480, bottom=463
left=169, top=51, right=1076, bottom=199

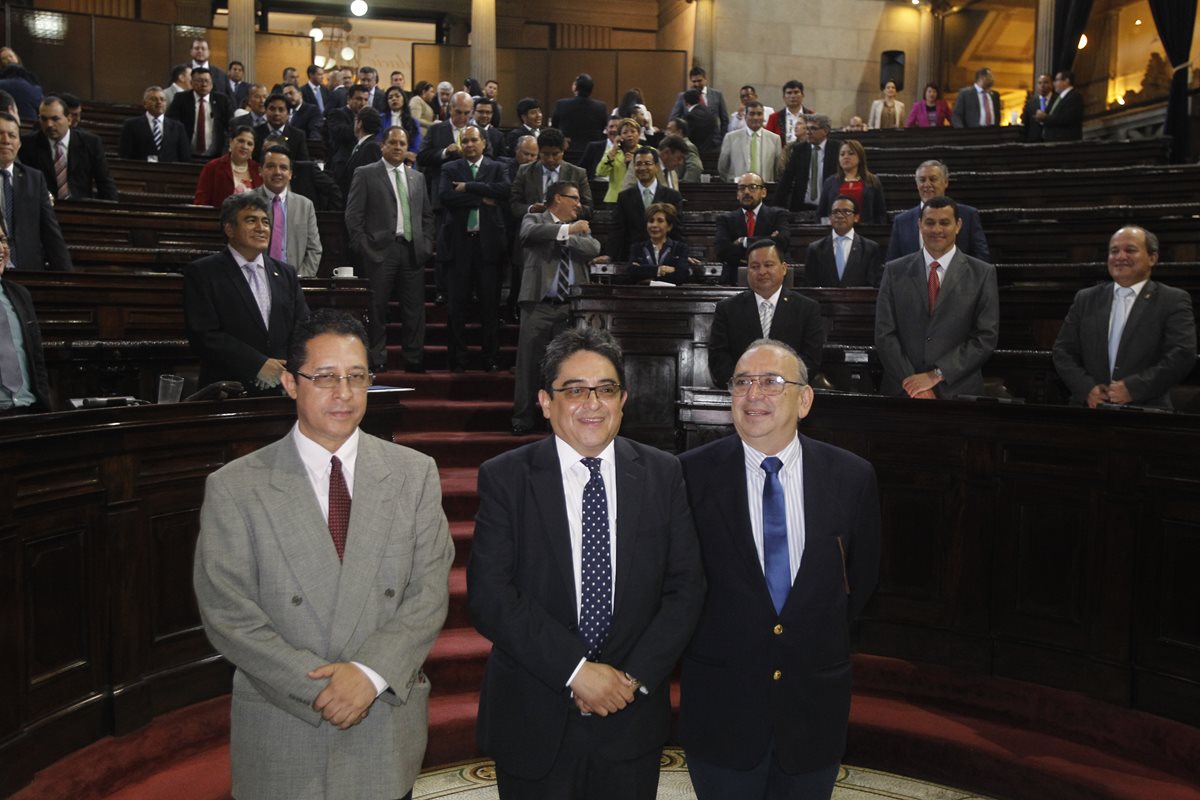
left=510, top=181, right=600, bottom=435
left=717, top=101, right=781, bottom=183
left=193, top=309, right=454, bottom=800
left=874, top=196, right=999, bottom=399
left=254, top=145, right=323, bottom=277
left=345, top=126, right=434, bottom=372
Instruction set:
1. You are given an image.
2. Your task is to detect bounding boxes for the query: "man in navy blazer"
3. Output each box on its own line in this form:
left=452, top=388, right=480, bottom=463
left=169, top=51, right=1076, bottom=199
left=885, top=160, right=989, bottom=262
left=679, top=339, right=879, bottom=800
left=606, top=148, right=683, bottom=260
left=549, top=73, right=608, bottom=165
left=709, top=239, right=825, bottom=387
left=21, top=96, right=117, bottom=201
left=438, top=126, right=510, bottom=372
left=715, top=173, right=791, bottom=285
left=0, top=112, right=71, bottom=271
left=183, top=193, right=309, bottom=395
left=669, top=66, right=729, bottom=150
left=804, top=194, right=883, bottom=287
left=300, top=64, right=332, bottom=117
left=1053, top=225, right=1196, bottom=409
left=119, top=86, right=192, bottom=162
left=875, top=196, right=999, bottom=399
left=469, top=327, right=705, bottom=800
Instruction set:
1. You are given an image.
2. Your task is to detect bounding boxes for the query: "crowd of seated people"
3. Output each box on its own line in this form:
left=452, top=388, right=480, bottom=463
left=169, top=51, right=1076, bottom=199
left=0, top=40, right=1193, bottom=422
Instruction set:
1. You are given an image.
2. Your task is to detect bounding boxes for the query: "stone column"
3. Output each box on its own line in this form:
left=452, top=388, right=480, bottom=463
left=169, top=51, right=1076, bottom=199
left=1035, top=0, right=1053, bottom=79
left=692, top=0, right=714, bottom=73
left=916, top=6, right=935, bottom=97
left=227, top=0, right=256, bottom=83
left=470, top=0, right=497, bottom=83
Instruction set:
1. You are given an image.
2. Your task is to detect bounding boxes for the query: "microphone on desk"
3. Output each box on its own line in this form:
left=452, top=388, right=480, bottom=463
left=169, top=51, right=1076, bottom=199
left=185, top=381, right=247, bottom=402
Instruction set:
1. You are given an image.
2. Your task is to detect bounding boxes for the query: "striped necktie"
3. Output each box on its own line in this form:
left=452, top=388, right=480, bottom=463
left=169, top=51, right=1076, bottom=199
left=54, top=141, right=69, bottom=200
left=152, top=117, right=163, bottom=151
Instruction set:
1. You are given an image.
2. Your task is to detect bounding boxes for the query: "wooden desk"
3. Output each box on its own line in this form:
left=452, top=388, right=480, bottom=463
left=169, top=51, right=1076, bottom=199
left=9, top=271, right=371, bottom=404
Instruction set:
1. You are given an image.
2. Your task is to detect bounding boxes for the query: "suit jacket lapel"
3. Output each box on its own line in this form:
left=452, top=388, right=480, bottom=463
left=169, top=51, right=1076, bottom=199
left=1118, top=280, right=1155, bottom=357
left=612, top=438, right=644, bottom=620
left=933, top=251, right=968, bottom=317
left=329, top=434, right=398, bottom=658
left=264, top=437, right=340, bottom=631
left=530, top=437, right=578, bottom=611
left=714, top=436, right=777, bottom=613
left=906, top=254, right=930, bottom=316
left=220, top=250, right=269, bottom=334
left=843, top=235, right=865, bottom=286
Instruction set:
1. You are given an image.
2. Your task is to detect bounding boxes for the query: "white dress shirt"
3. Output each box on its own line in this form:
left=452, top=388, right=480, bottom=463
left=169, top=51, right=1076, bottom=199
left=743, top=435, right=806, bottom=582
left=1109, top=278, right=1147, bottom=339
left=555, top=435, right=618, bottom=685
left=387, top=161, right=411, bottom=237
left=291, top=424, right=388, bottom=696
left=922, top=244, right=957, bottom=285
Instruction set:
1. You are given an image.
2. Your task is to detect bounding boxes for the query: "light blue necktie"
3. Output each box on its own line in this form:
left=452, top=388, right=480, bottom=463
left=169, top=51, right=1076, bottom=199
left=761, top=456, right=791, bottom=615
left=1109, top=286, right=1134, bottom=379
left=834, top=235, right=848, bottom=280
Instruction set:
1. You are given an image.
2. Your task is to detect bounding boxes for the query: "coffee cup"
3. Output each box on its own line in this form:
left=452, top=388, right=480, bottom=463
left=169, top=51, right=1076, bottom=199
left=333, top=266, right=355, bottom=279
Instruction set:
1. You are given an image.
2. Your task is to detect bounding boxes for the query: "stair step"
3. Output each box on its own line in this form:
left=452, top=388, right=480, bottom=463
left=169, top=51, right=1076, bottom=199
left=446, top=566, right=469, bottom=628
left=384, top=344, right=519, bottom=371
left=375, top=372, right=515, bottom=401
left=441, top=468, right=481, bottom=525
left=423, top=691, right=484, bottom=768
left=398, top=431, right=540, bottom=467
left=403, top=399, right=513, bottom=431
left=424, top=628, right=491, bottom=695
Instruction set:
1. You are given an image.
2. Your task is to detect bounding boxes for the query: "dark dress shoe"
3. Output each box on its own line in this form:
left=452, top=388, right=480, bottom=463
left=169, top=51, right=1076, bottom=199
left=435, top=293, right=448, bottom=306
left=484, top=359, right=500, bottom=373
left=511, top=423, right=533, bottom=436
left=403, top=361, right=425, bottom=373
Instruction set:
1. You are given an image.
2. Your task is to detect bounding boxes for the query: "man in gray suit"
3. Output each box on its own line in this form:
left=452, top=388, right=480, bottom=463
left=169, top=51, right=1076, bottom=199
left=511, top=181, right=600, bottom=435
left=253, top=145, right=322, bottom=277
left=875, top=196, right=999, bottom=399
left=345, top=126, right=434, bottom=373
left=193, top=309, right=454, bottom=800
left=1053, top=225, right=1196, bottom=409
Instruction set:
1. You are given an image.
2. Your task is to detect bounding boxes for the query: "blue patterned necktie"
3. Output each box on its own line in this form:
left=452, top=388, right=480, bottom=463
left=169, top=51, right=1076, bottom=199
left=578, top=457, right=612, bottom=659
left=761, top=456, right=791, bottom=614
left=242, top=262, right=271, bottom=328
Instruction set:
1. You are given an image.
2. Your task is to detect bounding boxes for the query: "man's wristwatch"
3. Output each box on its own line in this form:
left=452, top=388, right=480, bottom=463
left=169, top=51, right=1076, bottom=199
left=932, top=367, right=944, bottom=381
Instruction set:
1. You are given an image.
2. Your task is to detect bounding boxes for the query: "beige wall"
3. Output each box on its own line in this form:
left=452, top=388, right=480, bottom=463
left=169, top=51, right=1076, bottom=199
left=710, top=0, right=923, bottom=127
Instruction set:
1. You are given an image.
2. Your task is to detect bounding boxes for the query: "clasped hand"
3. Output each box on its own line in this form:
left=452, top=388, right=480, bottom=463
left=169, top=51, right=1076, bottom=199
left=309, top=662, right=377, bottom=730
left=569, top=662, right=638, bottom=716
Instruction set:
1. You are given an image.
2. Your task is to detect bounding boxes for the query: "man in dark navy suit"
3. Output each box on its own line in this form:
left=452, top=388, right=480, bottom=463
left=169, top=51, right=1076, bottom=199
left=119, top=86, right=191, bottom=162
left=803, top=194, right=883, bottom=287
left=1036, top=70, right=1084, bottom=143
left=708, top=239, right=824, bottom=387
left=0, top=112, right=71, bottom=271
left=680, top=338, right=879, bottom=800
left=21, top=96, right=117, bottom=200
left=438, top=125, right=510, bottom=372
left=885, top=160, right=989, bottom=262
left=550, top=73, right=608, bottom=165
left=469, top=326, right=705, bottom=800
left=715, top=173, right=790, bottom=285
left=183, top=193, right=309, bottom=395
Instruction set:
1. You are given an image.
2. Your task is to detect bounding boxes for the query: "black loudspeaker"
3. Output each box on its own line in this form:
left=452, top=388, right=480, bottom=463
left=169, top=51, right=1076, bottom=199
left=880, top=51, right=905, bottom=91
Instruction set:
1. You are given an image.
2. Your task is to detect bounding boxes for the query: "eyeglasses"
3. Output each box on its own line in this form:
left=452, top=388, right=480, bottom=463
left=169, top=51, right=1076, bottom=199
left=829, top=208, right=856, bottom=217
left=737, top=184, right=764, bottom=191
left=295, top=370, right=374, bottom=389
left=729, top=374, right=806, bottom=396
left=547, top=383, right=623, bottom=401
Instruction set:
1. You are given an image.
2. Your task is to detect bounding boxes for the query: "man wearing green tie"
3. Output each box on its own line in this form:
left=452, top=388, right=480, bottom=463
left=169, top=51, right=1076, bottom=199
left=345, top=126, right=435, bottom=373
left=717, top=101, right=781, bottom=183
left=438, top=126, right=512, bottom=372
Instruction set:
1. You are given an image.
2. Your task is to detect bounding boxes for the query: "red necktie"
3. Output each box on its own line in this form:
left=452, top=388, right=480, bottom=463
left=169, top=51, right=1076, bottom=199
left=928, top=262, right=940, bottom=315
left=196, top=96, right=207, bottom=153
left=745, top=209, right=756, bottom=238
left=700, top=91, right=708, bottom=107
left=328, top=455, right=351, bottom=560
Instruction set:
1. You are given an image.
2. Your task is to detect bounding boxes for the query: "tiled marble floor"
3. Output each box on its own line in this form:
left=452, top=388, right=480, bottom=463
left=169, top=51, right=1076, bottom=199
left=415, top=748, right=998, bottom=799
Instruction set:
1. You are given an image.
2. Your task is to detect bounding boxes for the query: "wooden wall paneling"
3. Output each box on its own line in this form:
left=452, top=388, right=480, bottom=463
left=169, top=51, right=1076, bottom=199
left=496, top=48, right=549, bottom=120
left=252, top=33, right=314, bottom=93
left=10, top=8, right=94, bottom=100
left=94, top=17, right=169, bottom=104
left=615, top=50, right=687, bottom=132
left=547, top=49, right=617, bottom=108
